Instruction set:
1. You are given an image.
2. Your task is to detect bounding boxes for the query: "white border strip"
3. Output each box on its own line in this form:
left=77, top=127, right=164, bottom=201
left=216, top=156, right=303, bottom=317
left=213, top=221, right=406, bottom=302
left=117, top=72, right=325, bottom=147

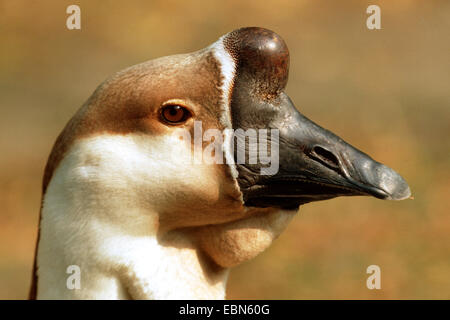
left=209, top=36, right=236, bottom=127
left=209, top=36, right=239, bottom=179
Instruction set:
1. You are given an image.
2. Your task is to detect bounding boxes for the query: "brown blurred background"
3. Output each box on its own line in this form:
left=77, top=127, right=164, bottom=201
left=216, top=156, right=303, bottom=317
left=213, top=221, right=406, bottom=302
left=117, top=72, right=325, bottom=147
left=1, top=0, right=449, bottom=299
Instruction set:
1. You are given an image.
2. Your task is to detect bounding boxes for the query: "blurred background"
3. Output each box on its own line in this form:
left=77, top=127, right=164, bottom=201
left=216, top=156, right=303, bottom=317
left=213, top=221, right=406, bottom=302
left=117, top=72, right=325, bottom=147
left=1, top=0, right=449, bottom=299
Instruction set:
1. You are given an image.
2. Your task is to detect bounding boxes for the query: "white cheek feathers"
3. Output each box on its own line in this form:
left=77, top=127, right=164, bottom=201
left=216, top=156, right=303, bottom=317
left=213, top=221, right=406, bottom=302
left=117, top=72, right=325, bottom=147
left=37, top=134, right=238, bottom=299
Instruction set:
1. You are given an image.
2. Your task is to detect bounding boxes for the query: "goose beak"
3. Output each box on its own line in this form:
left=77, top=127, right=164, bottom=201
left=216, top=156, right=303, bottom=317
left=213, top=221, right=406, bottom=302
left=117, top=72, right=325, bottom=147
left=239, top=95, right=411, bottom=209
left=222, top=27, right=411, bottom=209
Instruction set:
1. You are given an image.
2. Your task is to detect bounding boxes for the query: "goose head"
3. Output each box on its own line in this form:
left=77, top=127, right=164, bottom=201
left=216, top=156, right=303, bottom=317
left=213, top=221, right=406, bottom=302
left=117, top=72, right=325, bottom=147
left=33, top=27, right=410, bottom=299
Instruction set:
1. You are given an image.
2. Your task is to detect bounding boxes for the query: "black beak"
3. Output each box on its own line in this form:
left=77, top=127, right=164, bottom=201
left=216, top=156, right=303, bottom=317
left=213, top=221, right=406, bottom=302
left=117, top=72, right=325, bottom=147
left=233, top=94, right=411, bottom=209
left=224, top=27, right=410, bottom=209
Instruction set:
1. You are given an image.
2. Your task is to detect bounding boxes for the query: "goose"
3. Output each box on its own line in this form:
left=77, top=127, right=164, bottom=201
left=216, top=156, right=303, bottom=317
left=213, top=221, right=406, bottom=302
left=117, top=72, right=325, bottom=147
left=29, top=27, right=410, bottom=300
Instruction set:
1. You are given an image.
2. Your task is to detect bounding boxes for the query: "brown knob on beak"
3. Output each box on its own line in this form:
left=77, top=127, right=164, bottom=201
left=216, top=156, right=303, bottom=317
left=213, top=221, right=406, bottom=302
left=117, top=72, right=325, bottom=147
left=224, top=27, right=290, bottom=98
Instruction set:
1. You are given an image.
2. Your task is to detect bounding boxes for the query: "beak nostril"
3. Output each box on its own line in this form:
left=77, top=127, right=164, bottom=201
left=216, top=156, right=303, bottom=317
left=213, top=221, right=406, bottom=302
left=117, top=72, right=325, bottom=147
left=311, top=146, right=341, bottom=170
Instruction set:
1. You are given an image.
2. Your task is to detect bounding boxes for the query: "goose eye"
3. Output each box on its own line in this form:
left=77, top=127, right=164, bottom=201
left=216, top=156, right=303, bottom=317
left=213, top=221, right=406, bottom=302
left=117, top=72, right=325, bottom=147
left=161, top=105, right=191, bottom=124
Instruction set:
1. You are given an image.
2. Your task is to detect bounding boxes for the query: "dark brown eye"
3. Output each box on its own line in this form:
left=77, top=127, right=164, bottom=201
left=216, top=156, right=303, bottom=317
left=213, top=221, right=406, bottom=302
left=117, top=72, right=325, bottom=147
left=161, top=105, right=191, bottom=124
